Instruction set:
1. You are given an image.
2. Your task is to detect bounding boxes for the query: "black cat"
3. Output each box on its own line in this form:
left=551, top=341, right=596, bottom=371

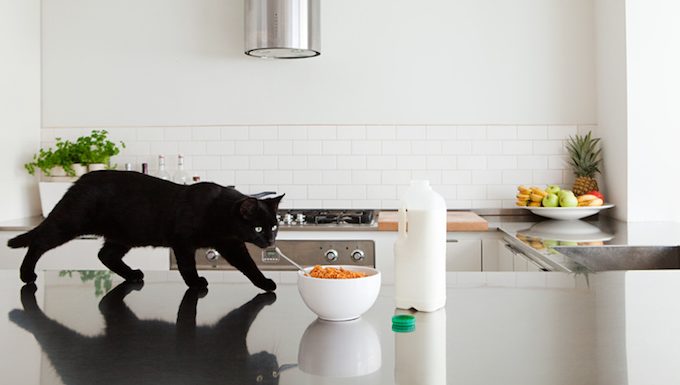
left=9, top=282, right=294, bottom=385
left=7, top=170, right=284, bottom=291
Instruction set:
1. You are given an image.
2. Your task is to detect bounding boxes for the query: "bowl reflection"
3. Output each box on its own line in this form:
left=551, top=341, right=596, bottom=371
left=298, top=317, right=382, bottom=377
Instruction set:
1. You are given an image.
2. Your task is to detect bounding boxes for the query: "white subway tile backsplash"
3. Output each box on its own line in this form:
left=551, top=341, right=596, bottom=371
left=164, top=127, right=192, bottom=141
left=263, top=140, right=293, bottom=155
left=278, top=126, right=308, bottom=140
left=442, top=141, right=472, bottom=155
left=517, top=125, right=548, bottom=140
left=337, top=126, right=366, bottom=140
left=221, top=126, right=249, bottom=140
left=382, top=170, right=411, bottom=185
left=308, top=185, right=337, bottom=199
left=337, top=155, right=367, bottom=170
left=411, top=141, right=442, bottom=155
left=308, top=126, right=337, bottom=140
left=396, top=126, right=427, bottom=140
left=137, top=127, right=164, bottom=141
left=192, top=127, right=220, bottom=141
left=250, top=155, right=278, bottom=170
left=457, top=126, right=487, bottom=140
left=487, top=156, right=517, bottom=170
left=426, top=126, right=457, bottom=140
left=321, top=170, right=352, bottom=185
left=204, top=141, right=233, bottom=155
left=366, top=125, right=396, bottom=140
left=307, top=156, right=337, bottom=170
left=397, top=156, right=428, bottom=170
left=516, top=156, right=548, bottom=170
left=322, top=140, right=351, bottom=155
left=486, top=126, right=517, bottom=140
left=502, top=141, right=533, bottom=155
left=382, top=141, right=411, bottom=155
left=366, top=155, right=397, bottom=170
left=43, top=124, right=588, bottom=209
left=547, top=125, right=577, bottom=140
left=234, top=141, right=263, bottom=155
left=248, top=126, right=278, bottom=140
left=352, top=140, right=381, bottom=155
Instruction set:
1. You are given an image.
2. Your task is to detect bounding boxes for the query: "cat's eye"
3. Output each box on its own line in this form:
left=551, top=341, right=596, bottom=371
left=271, top=225, right=278, bottom=231
left=254, top=226, right=262, bottom=233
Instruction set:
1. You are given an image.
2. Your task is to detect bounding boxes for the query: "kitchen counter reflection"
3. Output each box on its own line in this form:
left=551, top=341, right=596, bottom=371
left=2, top=269, right=680, bottom=384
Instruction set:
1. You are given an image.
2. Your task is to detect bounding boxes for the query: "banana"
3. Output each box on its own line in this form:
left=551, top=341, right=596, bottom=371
left=530, top=193, right=544, bottom=202
left=577, top=194, right=599, bottom=203
left=517, top=185, right=532, bottom=195
left=516, top=200, right=529, bottom=207
left=531, top=189, right=547, bottom=198
left=588, top=198, right=604, bottom=206
left=516, top=193, right=530, bottom=200
left=528, top=201, right=541, bottom=207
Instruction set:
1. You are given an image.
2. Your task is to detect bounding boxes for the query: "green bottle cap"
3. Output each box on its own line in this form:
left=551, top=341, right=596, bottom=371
left=392, top=314, right=416, bottom=333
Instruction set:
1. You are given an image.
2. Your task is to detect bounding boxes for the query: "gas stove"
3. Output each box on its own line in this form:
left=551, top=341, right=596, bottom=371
left=171, top=209, right=379, bottom=271
left=277, top=209, right=377, bottom=227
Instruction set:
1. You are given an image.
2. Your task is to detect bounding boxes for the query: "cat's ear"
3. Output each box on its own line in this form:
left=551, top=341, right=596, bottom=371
left=239, top=197, right=259, bottom=220
left=264, top=194, right=285, bottom=210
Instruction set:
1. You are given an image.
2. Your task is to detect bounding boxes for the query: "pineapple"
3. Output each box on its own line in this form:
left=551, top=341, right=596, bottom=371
left=565, top=131, right=602, bottom=196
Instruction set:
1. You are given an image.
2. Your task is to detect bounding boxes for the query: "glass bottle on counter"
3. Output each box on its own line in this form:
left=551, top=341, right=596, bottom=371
left=173, top=154, right=189, bottom=184
left=156, top=155, right=171, bottom=180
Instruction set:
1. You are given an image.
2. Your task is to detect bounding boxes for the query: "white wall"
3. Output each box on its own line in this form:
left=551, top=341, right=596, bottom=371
left=595, top=0, right=628, bottom=221
left=625, top=0, right=680, bottom=222
left=0, top=0, right=41, bottom=221
left=42, top=0, right=596, bottom=127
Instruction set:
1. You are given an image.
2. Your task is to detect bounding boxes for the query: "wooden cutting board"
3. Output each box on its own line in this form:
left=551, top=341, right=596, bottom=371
left=377, top=211, right=488, bottom=232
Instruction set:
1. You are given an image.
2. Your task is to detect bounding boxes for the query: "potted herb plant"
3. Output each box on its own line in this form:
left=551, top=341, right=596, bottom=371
left=74, top=130, right=125, bottom=171
left=26, top=130, right=125, bottom=217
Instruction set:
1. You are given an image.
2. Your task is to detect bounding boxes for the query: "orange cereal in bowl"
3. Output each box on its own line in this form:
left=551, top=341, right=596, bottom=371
left=308, top=265, right=368, bottom=279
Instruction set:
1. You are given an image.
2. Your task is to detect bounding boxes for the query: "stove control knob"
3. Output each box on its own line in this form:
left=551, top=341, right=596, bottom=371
left=325, top=249, right=339, bottom=262
left=351, top=249, right=365, bottom=261
left=205, top=249, right=220, bottom=262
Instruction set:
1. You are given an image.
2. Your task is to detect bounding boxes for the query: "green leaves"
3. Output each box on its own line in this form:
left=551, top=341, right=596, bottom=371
left=24, top=130, right=126, bottom=176
left=566, top=131, right=602, bottom=177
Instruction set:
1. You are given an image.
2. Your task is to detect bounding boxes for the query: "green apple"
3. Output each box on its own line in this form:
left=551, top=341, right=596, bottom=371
left=545, top=185, right=561, bottom=194
left=542, top=193, right=559, bottom=207
left=559, top=191, right=578, bottom=207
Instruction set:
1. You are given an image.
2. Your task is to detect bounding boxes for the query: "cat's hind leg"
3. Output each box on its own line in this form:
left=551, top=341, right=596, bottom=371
left=98, top=241, right=143, bottom=283
left=173, top=246, right=208, bottom=288
left=19, top=222, right=78, bottom=284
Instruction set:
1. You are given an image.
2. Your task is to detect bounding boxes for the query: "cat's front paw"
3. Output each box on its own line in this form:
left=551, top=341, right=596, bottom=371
left=20, top=269, right=37, bottom=284
left=256, top=278, right=277, bottom=292
left=188, top=276, right=209, bottom=288
left=124, top=269, right=145, bottom=283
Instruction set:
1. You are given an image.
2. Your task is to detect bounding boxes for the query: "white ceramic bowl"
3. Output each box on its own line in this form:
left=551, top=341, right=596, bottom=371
left=527, top=204, right=614, bottom=220
left=298, top=318, right=382, bottom=377
left=297, top=265, right=381, bottom=321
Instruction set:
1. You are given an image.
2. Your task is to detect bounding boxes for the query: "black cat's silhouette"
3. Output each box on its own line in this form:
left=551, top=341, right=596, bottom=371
left=7, top=170, right=283, bottom=291
left=9, top=283, right=293, bottom=385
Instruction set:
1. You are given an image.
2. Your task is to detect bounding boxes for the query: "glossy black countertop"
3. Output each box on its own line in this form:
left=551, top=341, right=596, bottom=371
left=3, top=269, right=680, bottom=384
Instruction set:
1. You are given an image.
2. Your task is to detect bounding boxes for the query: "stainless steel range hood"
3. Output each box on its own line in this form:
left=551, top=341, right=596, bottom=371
left=244, top=0, right=320, bottom=59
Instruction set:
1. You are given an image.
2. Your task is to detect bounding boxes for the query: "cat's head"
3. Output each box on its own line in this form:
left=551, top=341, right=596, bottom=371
left=238, top=195, right=284, bottom=248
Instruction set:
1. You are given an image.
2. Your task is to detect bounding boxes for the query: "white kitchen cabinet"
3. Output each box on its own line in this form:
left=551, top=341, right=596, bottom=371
left=446, top=239, right=482, bottom=271
left=0, top=231, right=169, bottom=271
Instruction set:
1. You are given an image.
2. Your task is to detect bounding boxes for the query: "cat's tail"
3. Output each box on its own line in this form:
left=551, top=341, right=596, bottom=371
left=7, top=230, right=36, bottom=249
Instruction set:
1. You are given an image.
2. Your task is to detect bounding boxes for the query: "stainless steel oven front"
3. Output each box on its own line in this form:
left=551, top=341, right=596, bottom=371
left=170, top=239, right=376, bottom=271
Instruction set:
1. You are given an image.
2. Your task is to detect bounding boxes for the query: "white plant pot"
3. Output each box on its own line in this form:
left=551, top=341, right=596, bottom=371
left=87, top=163, right=107, bottom=172
left=47, top=166, right=67, bottom=177
left=39, top=182, right=73, bottom=217
left=73, top=163, right=88, bottom=176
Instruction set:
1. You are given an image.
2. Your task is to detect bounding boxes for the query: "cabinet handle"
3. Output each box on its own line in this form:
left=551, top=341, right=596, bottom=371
left=446, top=240, right=459, bottom=244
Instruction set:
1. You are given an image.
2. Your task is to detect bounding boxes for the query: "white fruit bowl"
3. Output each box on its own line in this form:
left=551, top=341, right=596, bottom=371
left=297, top=265, right=381, bottom=321
left=527, top=204, right=614, bottom=220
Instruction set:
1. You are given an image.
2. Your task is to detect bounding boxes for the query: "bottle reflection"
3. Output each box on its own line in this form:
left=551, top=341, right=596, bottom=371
left=298, top=318, right=381, bottom=377
left=9, top=283, right=289, bottom=385
left=395, top=308, right=447, bottom=385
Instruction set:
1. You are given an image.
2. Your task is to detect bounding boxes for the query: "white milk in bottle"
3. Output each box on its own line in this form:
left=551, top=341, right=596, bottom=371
left=394, top=180, right=447, bottom=312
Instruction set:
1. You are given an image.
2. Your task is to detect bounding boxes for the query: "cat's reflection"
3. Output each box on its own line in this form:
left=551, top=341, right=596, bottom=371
left=9, top=283, right=292, bottom=385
